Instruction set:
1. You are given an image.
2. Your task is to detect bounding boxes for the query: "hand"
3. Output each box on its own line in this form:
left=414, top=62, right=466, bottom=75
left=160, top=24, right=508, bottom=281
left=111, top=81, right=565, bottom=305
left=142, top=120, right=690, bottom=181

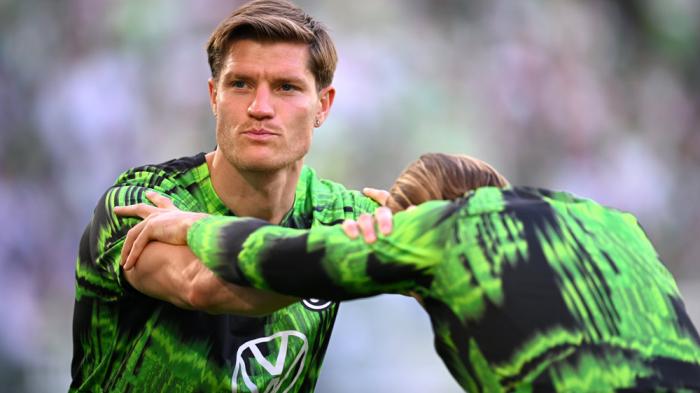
left=342, top=207, right=393, bottom=244
left=114, top=192, right=208, bottom=271
left=342, top=187, right=393, bottom=243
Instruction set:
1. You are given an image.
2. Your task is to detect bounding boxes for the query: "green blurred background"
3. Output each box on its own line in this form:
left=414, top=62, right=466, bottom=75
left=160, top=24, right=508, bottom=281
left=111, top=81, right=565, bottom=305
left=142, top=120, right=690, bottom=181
left=1, top=0, right=699, bottom=391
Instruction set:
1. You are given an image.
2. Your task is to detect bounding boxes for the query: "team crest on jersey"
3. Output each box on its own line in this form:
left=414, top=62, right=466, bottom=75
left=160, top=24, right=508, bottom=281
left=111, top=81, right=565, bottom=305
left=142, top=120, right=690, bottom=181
left=231, top=330, right=308, bottom=393
left=301, top=298, right=333, bottom=311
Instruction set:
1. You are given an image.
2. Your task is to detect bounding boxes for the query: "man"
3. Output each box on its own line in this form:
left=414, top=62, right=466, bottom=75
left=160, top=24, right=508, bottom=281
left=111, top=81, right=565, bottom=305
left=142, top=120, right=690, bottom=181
left=70, top=1, right=380, bottom=391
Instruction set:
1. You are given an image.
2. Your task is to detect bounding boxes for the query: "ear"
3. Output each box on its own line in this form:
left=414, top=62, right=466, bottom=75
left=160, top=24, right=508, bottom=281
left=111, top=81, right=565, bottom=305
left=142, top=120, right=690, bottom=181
left=208, top=78, right=218, bottom=115
left=315, top=86, right=335, bottom=126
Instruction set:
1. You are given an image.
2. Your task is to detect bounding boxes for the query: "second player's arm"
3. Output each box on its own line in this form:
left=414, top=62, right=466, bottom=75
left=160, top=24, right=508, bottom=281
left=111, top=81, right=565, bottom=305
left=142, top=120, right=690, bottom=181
left=188, top=202, right=450, bottom=300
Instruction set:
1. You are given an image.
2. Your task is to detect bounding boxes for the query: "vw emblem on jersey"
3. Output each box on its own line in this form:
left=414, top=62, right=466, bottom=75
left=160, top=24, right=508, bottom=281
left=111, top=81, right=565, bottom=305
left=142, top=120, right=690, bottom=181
left=231, top=330, right=308, bottom=393
left=301, top=298, right=333, bottom=311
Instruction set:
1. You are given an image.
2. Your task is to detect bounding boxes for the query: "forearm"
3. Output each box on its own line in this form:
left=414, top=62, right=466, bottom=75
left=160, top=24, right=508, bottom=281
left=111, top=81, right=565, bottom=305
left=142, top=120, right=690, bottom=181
left=124, top=242, right=296, bottom=315
left=123, top=243, right=198, bottom=309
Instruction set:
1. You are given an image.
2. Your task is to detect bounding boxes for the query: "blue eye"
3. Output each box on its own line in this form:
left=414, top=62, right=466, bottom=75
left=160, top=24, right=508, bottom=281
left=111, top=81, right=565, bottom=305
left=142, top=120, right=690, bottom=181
left=231, top=80, right=246, bottom=88
left=280, top=83, right=296, bottom=92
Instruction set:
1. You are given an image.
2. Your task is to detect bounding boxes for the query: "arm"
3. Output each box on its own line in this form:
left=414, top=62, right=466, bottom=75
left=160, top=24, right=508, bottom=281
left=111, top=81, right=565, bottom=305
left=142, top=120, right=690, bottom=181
left=188, top=202, right=451, bottom=300
left=95, top=186, right=293, bottom=315
left=123, top=242, right=296, bottom=316
left=124, top=242, right=298, bottom=316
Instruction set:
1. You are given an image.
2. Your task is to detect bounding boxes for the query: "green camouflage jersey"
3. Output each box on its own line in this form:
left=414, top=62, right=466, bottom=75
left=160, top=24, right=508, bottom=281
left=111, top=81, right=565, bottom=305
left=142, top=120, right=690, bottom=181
left=188, top=186, right=700, bottom=392
left=70, top=153, right=377, bottom=392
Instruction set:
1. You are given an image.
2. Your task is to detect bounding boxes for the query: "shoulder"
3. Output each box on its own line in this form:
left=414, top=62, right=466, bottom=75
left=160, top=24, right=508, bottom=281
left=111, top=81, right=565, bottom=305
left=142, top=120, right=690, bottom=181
left=498, top=186, right=611, bottom=216
left=114, top=152, right=207, bottom=191
left=513, top=187, right=641, bottom=228
left=462, top=186, right=639, bottom=231
left=90, top=153, right=208, bottom=247
left=292, top=166, right=378, bottom=225
left=105, top=152, right=209, bottom=210
left=459, top=186, right=573, bottom=216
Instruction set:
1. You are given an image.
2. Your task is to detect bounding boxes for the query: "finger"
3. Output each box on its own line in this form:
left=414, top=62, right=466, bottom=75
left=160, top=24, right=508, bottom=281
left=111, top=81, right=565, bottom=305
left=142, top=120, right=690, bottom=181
left=374, top=207, right=393, bottom=236
left=146, top=191, right=176, bottom=209
left=363, top=187, right=390, bottom=206
left=121, top=220, right=146, bottom=270
left=342, top=219, right=360, bottom=239
left=357, top=213, right=376, bottom=244
left=121, top=224, right=137, bottom=268
left=125, top=223, right=154, bottom=271
left=114, top=203, right=156, bottom=219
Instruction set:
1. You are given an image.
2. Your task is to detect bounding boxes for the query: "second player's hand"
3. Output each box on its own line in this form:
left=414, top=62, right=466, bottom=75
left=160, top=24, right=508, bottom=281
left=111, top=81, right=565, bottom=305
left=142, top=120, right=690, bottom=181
left=114, top=192, right=208, bottom=271
left=342, top=207, right=393, bottom=243
left=343, top=187, right=393, bottom=243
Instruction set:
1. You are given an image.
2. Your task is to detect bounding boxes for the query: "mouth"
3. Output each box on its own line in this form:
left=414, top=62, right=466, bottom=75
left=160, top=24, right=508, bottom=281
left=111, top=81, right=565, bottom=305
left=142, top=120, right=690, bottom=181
left=241, top=128, right=279, bottom=140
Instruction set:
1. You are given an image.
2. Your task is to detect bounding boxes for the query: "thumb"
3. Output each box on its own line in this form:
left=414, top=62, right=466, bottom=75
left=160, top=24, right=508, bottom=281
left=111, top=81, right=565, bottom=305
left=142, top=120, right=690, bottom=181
left=363, top=187, right=390, bottom=206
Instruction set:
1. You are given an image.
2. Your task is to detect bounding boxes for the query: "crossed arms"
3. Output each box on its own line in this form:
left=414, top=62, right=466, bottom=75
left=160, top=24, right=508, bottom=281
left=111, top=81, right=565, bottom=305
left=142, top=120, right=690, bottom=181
left=116, top=192, right=438, bottom=302
left=109, top=189, right=391, bottom=315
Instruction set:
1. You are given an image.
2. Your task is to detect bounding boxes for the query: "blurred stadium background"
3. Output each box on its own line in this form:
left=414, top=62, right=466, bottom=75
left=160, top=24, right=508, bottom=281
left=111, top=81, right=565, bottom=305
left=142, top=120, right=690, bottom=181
left=1, top=0, right=699, bottom=391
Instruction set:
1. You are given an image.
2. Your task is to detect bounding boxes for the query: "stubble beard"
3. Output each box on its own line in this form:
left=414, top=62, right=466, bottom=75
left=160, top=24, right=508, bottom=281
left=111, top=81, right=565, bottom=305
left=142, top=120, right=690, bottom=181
left=217, top=127, right=307, bottom=175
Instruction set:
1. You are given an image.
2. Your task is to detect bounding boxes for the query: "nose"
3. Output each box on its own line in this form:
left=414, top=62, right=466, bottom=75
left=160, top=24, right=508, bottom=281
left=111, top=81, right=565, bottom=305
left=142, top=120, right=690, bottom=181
left=247, top=86, right=274, bottom=120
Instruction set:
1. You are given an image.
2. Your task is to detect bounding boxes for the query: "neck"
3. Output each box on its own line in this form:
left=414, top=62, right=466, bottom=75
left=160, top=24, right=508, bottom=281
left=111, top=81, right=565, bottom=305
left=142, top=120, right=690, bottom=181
left=206, top=151, right=301, bottom=224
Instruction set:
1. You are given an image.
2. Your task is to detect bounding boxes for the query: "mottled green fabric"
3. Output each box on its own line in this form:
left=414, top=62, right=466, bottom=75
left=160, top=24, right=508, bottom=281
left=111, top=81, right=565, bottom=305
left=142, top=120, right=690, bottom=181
left=189, top=186, right=700, bottom=392
left=71, top=153, right=377, bottom=392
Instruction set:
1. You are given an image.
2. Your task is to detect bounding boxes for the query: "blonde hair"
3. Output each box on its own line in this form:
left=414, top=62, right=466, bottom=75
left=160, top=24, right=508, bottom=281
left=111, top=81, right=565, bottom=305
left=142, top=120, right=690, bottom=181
left=206, top=0, right=337, bottom=90
left=387, top=153, right=509, bottom=212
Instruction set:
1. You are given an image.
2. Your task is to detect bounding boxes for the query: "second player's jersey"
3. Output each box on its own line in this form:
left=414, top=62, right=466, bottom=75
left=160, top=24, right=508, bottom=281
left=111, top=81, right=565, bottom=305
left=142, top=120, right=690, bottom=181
left=71, top=152, right=377, bottom=392
left=188, top=186, right=700, bottom=392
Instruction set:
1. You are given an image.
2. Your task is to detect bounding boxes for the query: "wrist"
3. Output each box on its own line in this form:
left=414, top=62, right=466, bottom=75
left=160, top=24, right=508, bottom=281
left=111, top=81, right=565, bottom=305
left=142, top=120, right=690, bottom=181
left=185, top=213, right=209, bottom=232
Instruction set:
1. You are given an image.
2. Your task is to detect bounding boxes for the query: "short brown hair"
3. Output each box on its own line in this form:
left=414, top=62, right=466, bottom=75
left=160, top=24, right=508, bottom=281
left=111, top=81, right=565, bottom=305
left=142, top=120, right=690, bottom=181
left=206, top=0, right=337, bottom=90
left=387, top=153, right=510, bottom=212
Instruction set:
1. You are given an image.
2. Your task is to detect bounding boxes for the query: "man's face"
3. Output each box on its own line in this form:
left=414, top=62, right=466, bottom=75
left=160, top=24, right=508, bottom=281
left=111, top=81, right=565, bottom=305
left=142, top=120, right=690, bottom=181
left=209, top=39, right=334, bottom=173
